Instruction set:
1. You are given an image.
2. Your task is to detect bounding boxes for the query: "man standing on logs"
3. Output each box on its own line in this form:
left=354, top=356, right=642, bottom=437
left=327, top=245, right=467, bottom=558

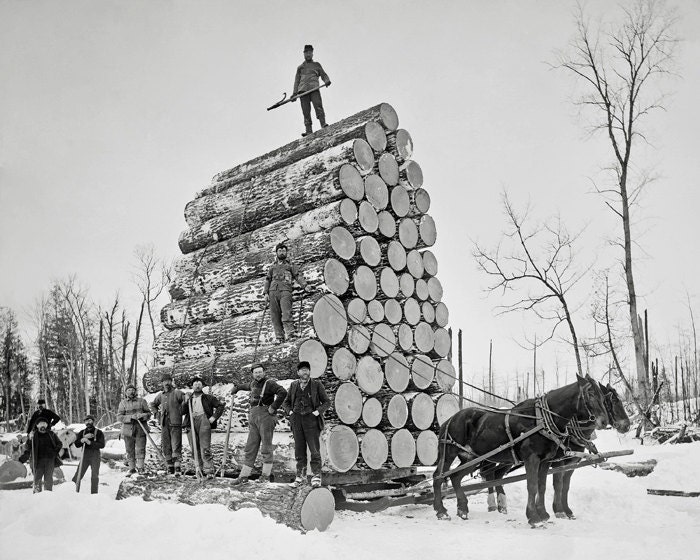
left=282, top=361, right=330, bottom=488
left=72, top=414, right=105, bottom=493
left=265, top=242, right=313, bottom=343
left=293, top=44, right=331, bottom=137
left=182, top=376, right=225, bottom=479
left=150, top=373, right=187, bottom=475
left=26, top=398, right=61, bottom=434
left=231, top=363, right=287, bottom=484
left=117, top=384, right=151, bottom=475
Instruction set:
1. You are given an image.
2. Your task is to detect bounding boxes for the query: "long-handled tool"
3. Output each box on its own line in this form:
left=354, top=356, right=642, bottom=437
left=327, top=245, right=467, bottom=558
left=267, top=83, right=329, bottom=111
left=75, top=440, right=87, bottom=493
left=136, top=418, right=169, bottom=471
left=187, top=399, right=204, bottom=481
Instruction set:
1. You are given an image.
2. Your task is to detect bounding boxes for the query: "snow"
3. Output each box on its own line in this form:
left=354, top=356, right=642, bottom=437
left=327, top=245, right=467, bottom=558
left=1, top=431, right=699, bottom=560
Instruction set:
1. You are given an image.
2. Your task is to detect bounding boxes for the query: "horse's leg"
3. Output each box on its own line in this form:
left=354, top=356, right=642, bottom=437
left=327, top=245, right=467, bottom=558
left=433, top=446, right=457, bottom=520
left=535, top=460, right=550, bottom=522
left=552, top=471, right=565, bottom=518
left=524, top=456, right=542, bottom=526
left=494, top=465, right=511, bottom=514
left=561, top=468, right=576, bottom=519
left=487, top=487, right=497, bottom=511
left=453, top=462, right=471, bottom=520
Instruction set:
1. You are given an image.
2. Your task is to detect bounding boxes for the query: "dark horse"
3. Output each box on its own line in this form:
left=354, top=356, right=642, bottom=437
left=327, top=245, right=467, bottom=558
left=433, top=375, right=609, bottom=527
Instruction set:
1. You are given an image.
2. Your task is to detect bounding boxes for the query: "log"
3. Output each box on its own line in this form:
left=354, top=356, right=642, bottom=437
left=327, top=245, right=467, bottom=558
left=332, top=382, right=363, bottom=424
left=357, top=236, right=381, bottom=267
left=298, top=339, right=328, bottom=379
left=370, top=323, right=396, bottom=358
left=356, top=356, right=384, bottom=395
left=415, top=279, right=429, bottom=301
left=348, top=325, right=371, bottom=354
left=361, top=398, right=383, bottom=428
left=365, top=174, right=389, bottom=210
left=384, top=394, right=408, bottom=428
left=427, top=277, right=443, bottom=302
left=386, top=240, right=407, bottom=271
left=353, top=265, right=378, bottom=301
left=421, top=302, right=436, bottom=324
left=433, top=393, right=460, bottom=426
left=386, top=129, right=413, bottom=164
left=322, top=424, right=359, bottom=472
left=346, top=298, right=367, bottom=324
left=331, top=347, right=357, bottom=381
left=378, top=153, right=399, bottom=186
left=359, top=429, right=389, bottom=469
left=435, top=359, right=456, bottom=391
left=410, top=354, right=435, bottom=390
left=403, top=298, right=421, bottom=325
left=421, top=249, right=438, bottom=276
left=412, top=188, right=431, bottom=215
left=340, top=198, right=358, bottom=225
left=415, top=430, right=439, bottom=466
left=384, top=299, right=402, bottom=325
left=358, top=201, right=379, bottom=233
left=353, top=139, right=375, bottom=175
left=367, top=300, right=385, bottom=322
left=418, top=215, right=437, bottom=247
left=390, top=184, right=410, bottom=218
left=313, top=294, right=348, bottom=345
left=405, top=392, right=435, bottom=431
left=379, top=267, right=400, bottom=298
left=338, top=163, right=366, bottom=200
left=330, top=226, right=356, bottom=260
left=323, top=258, right=350, bottom=296
left=396, top=323, right=414, bottom=352
left=365, top=121, right=388, bottom=152
left=406, top=249, right=425, bottom=279
left=116, top=476, right=335, bottom=532
left=646, top=489, right=700, bottom=498
left=384, top=352, right=410, bottom=392
left=401, top=160, right=423, bottom=190
left=389, top=429, right=416, bottom=468
left=398, top=218, right=419, bottom=249
left=207, top=103, right=399, bottom=190
left=377, top=211, right=397, bottom=238
left=432, top=327, right=451, bottom=358
left=435, top=301, right=449, bottom=327
left=399, top=273, right=415, bottom=298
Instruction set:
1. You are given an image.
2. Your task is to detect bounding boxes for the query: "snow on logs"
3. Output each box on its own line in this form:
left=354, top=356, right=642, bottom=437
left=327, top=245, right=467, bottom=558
left=150, top=102, right=457, bottom=475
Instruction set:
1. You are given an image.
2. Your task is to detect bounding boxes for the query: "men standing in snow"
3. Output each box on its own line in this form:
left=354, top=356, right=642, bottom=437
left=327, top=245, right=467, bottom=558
left=72, top=414, right=105, bottom=493
left=182, top=376, right=225, bottom=479
left=28, top=418, right=63, bottom=492
left=231, top=363, right=287, bottom=484
left=264, top=242, right=313, bottom=343
left=150, top=373, right=187, bottom=475
left=293, top=44, right=331, bottom=137
left=117, top=384, right=151, bottom=475
left=26, top=398, right=61, bottom=434
left=282, top=361, right=330, bottom=488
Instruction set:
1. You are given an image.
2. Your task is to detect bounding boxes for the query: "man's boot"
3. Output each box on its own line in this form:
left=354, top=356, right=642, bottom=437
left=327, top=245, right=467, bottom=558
left=232, top=464, right=252, bottom=485
left=301, top=124, right=313, bottom=137
left=283, top=322, right=296, bottom=341
left=258, top=462, right=274, bottom=483
left=173, top=461, right=182, bottom=477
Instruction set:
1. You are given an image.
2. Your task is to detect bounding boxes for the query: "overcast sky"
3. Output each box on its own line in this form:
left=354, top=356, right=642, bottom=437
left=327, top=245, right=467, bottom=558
left=1, top=0, right=698, bottom=395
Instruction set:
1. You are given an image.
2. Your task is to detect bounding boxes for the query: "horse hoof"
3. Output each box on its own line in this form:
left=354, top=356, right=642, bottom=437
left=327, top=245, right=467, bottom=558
left=498, top=507, right=508, bottom=514
left=457, top=511, right=469, bottom=520
left=488, top=506, right=498, bottom=512
left=555, top=512, right=568, bottom=519
left=567, top=513, right=577, bottom=520
left=436, top=512, right=451, bottom=521
left=530, top=522, right=547, bottom=529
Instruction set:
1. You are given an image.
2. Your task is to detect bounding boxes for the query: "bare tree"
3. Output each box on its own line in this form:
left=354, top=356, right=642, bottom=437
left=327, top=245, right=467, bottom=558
left=473, top=194, right=589, bottom=377
left=555, top=0, right=679, bottom=401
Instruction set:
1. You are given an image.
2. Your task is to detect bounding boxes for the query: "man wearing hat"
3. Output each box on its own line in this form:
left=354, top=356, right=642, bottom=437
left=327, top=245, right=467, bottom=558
left=282, top=361, right=330, bottom=487
left=182, top=376, right=225, bottom=478
left=150, top=373, right=187, bottom=475
left=28, top=417, right=62, bottom=492
left=264, top=242, right=313, bottom=343
left=231, top=363, right=287, bottom=484
left=292, top=44, right=331, bottom=137
left=26, top=398, right=61, bottom=434
left=117, top=384, right=151, bottom=475
left=72, top=414, right=105, bottom=493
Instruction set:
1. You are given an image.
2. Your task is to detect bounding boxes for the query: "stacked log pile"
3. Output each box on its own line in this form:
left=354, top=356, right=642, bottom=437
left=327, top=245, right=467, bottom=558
left=144, top=102, right=458, bottom=475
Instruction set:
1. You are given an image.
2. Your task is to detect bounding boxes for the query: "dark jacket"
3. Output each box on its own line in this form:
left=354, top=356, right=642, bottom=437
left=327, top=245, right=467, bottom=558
left=282, top=379, right=331, bottom=428
left=182, top=392, right=225, bottom=429
left=264, top=260, right=306, bottom=294
left=26, top=429, right=63, bottom=465
left=234, top=377, right=287, bottom=412
left=27, top=408, right=61, bottom=434
left=74, top=427, right=105, bottom=454
left=150, top=388, right=187, bottom=427
left=293, top=60, right=330, bottom=94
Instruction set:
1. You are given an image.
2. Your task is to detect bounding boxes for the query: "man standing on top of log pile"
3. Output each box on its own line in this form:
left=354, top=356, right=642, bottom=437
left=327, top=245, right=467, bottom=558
left=265, top=242, right=313, bottom=343
left=26, top=398, right=61, bottom=434
left=182, top=376, right=224, bottom=479
left=293, top=44, right=331, bottom=137
left=117, top=384, right=151, bottom=475
left=231, top=363, right=287, bottom=484
left=282, top=361, right=330, bottom=488
left=72, top=414, right=105, bottom=493
left=150, top=373, right=187, bottom=475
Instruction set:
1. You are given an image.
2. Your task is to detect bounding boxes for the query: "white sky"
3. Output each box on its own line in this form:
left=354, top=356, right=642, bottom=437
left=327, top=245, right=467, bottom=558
left=1, top=0, right=698, bottom=395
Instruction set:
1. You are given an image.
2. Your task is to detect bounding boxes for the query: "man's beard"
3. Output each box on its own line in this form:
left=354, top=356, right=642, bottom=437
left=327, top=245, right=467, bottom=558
left=278, top=253, right=287, bottom=260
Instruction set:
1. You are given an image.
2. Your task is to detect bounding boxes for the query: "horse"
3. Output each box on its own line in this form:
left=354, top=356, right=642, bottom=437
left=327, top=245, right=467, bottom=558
left=432, top=374, right=609, bottom=527
left=550, top=382, right=630, bottom=519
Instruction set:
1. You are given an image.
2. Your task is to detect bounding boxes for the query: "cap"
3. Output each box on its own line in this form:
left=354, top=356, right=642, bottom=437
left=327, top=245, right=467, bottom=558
left=275, top=242, right=288, bottom=251
left=190, top=376, right=205, bottom=387
left=161, top=373, right=173, bottom=381
left=84, top=414, right=95, bottom=422
left=36, top=418, right=49, bottom=426
left=250, top=362, right=264, bottom=371
left=297, top=361, right=311, bottom=371
left=304, top=44, right=314, bottom=52
left=37, top=398, right=46, bottom=405
left=125, top=383, right=137, bottom=391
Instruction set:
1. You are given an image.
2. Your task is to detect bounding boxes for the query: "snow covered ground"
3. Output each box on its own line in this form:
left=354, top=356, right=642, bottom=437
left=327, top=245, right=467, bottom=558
left=1, top=430, right=698, bottom=560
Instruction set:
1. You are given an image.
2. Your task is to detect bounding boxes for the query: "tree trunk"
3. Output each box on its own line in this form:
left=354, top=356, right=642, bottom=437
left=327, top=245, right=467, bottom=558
left=415, top=430, right=438, bottom=466
left=409, top=354, right=435, bottom=390
left=321, top=424, right=359, bottom=472
left=388, top=428, right=416, bottom=468
left=355, top=356, right=383, bottom=395
left=404, top=391, right=435, bottom=431
left=358, top=201, right=379, bottom=234
left=360, top=398, right=383, bottom=428
left=358, top=428, right=389, bottom=469
left=377, top=210, right=397, bottom=238
left=386, top=129, right=414, bottom=164
left=330, top=347, right=357, bottom=381
left=384, top=353, right=410, bottom=392
left=365, top=174, right=389, bottom=210
left=433, top=392, right=459, bottom=426
left=378, top=153, right=399, bottom=187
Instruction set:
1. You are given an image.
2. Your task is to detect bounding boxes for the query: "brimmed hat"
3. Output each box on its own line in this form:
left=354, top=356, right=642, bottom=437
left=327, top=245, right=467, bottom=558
left=84, top=414, right=95, bottom=422
left=36, top=418, right=49, bottom=426
left=304, top=44, right=313, bottom=51
left=250, top=362, right=264, bottom=371
left=190, top=376, right=205, bottom=387
left=275, top=242, right=288, bottom=251
left=297, top=361, right=311, bottom=371
left=37, top=398, right=46, bottom=405
left=125, top=383, right=137, bottom=390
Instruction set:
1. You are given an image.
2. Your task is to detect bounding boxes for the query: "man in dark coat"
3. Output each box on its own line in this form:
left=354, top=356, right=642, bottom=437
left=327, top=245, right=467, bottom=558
left=28, top=418, right=63, bottom=493
left=183, top=376, right=225, bottom=478
left=72, top=414, right=105, bottom=493
left=264, top=242, right=313, bottom=343
left=231, top=363, right=287, bottom=483
left=282, top=361, right=330, bottom=487
left=293, top=44, right=331, bottom=137
left=26, top=398, right=61, bottom=434
left=150, top=373, right=186, bottom=474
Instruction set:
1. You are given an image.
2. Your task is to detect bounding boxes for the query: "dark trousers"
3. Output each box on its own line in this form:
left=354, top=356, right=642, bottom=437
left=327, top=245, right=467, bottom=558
left=72, top=451, right=100, bottom=493
left=300, top=90, right=326, bottom=130
left=291, top=413, right=322, bottom=476
left=186, top=415, right=213, bottom=473
left=269, top=290, right=293, bottom=339
left=33, top=457, right=55, bottom=492
left=243, top=406, right=277, bottom=467
left=161, top=418, right=183, bottom=465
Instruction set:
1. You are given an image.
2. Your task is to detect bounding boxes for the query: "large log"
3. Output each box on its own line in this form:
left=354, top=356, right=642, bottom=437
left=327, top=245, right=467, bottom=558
left=415, top=430, right=438, bottom=466
left=400, top=160, right=423, bottom=190
left=386, top=129, right=413, bottom=164
left=378, top=153, right=399, bottom=186
left=359, top=428, right=389, bottom=469
left=331, top=347, right=357, bottom=381
left=411, top=188, right=431, bottom=215
left=403, top=298, right=421, bottom=325
left=389, top=184, right=410, bottom=217
left=312, top=294, right=348, bottom=346
left=399, top=273, right=415, bottom=298
left=417, top=215, right=437, bottom=248
left=434, top=392, right=460, bottom=426
left=353, top=139, right=376, bottom=175
left=432, top=327, right=451, bottom=358
left=116, top=476, right=335, bottom=532
left=409, top=354, right=435, bottom=390
left=405, top=391, right=435, bottom=431
left=382, top=393, right=408, bottom=428
left=379, top=267, right=399, bottom=298
left=370, top=323, right=396, bottom=358
left=330, top=226, right=356, bottom=260
left=386, top=240, right=407, bottom=271
left=396, top=323, right=414, bottom=352
left=367, top=300, right=384, bottom=322
left=435, top=359, right=456, bottom=392
left=355, top=356, right=384, bottom=395
left=421, top=249, right=438, bottom=277
left=358, top=201, right=379, bottom=233
left=427, top=277, right=443, bottom=302
left=414, top=322, right=435, bottom=353
left=377, top=211, right=396, bottom=238
left=421, top=302, right=436, bottom=323
left=415, top=279, right=429, bottom=301
left=353, top=265, right=377, bottom=301
left=398, top=217, right=419, bottom=249
left=361, top=398, right=383, bottom=428
left=365, top=174, right=389, bottom=210
left=384, top=352, right=410, bottom=392
left=346, top=297, right=367, bottom=324
left=321, top=424, right=359, bottom=472
left=357, top=236, right=381, bottom=267
left=348, top=324, right=371, bottom=354
left=389, top=428, right=416, bottom=468
left=435, top=302, right=449, bottom=327
left=384, top=299, right=402, bottom=325
left=298, top=339, right=328, bottom=379
left=406, top=249, right=424, bottom=279
left=331, top=382, right=363, bottom=424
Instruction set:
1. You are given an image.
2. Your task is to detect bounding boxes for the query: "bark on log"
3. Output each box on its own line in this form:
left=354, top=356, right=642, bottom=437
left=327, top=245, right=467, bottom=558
left=378, top=153, right=400, bottom=186
left=353, top=265, right=377, bottom=301
left=357, top=236, right=381, bottom=267
left=384, top=299, right=402, bottom=325
left=404, top=392, right=436, bottom=431
left=414, top=322, right=435, bottom=354
left=421, top=302, right=436, bottom=324
left=312, top=294, right=348, bottom=346
left=403, top=298, right=421, bottom=325
left=365, top=174, right=389, bottom=210
left=384, top=353, right=410, bottom=393
left=435, top=359, right=456, bottom=392
left=321, top=425, right=359, bottom=472
left=386, top=241, right=407, bottom=271
left=356, top=356, right=384, bottom=395
left=399, top=273, right=415, bottom=298
left=390, top=184, right=410, bottom=218
left=415, top=430, right=438, bottom=466
left=367, top=300, right=384, bottom=322
left=348, top=325, right=371, bottom=354
left=359, top=428, right=389, bottom=469
left=427, top=277, right=443, bottom=302
left=396, top=323, right=414, bottom=352
left=379, top=267, right=400, bottom=298
left=358, top=201, right=379, bottom=233
left=361, top=398, right=383, bottom=428
left=435, top=302, right=449, bottom=327
left=432, top=327, right=451, bottom=358
left=406, top=249, right=425, bottom=279
left=410, top=354, right=435, bottom=390
left=433, top=393, right=459, bottom=426
left=331, top=347, right=357, bottom=381
left=298, top=339, right=328, bottom=379
left=386, top=129, right=413, bottom=164
left=377, top=211, right=396, bottom=238
left=421, top=250, right=438, bottom=277
left=346, top=298, right=367, bottom=324
left=116, top=476, right=335, bottom=532
left=412, top=188, right=431, bottom=215
left=370, top=323, right=396, bottom=358
left=415, top=279, right=429, bottom=301
left=389, top=428, right=416, bottom=468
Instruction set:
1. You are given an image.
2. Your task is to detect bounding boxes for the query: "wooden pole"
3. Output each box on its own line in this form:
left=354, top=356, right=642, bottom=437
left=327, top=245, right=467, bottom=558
left=533, top=335, right=537, bottom=397
left=488, top=339, right=493, bottom=397
left=458, top=329, right=463, bottom=410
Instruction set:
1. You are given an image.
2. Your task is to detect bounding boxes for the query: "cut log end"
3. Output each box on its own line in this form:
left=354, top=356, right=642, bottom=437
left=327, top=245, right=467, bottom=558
left=365, top=174, right=389, bottom=211
left=353, top=139, right=375, bottom=174
left=331, top=347, right=357, bottom=381
left=313, top=294, right=348, bottom=345
left=339, top=164, right=365, bottom=201
left=324, top=258, right=350, bottom=296
left=377, top=211, right=397, bottom=238
left=298, top=339, right=328, bottom=379
left=356, top=355, right=384, bottom=395
left=378, top=153, right=400, bottom=186
left=360, top=429, right=389, bottom=469
left=365, top=121, right=388, bottom=152
left=358, top=201, right=379, bottom=234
